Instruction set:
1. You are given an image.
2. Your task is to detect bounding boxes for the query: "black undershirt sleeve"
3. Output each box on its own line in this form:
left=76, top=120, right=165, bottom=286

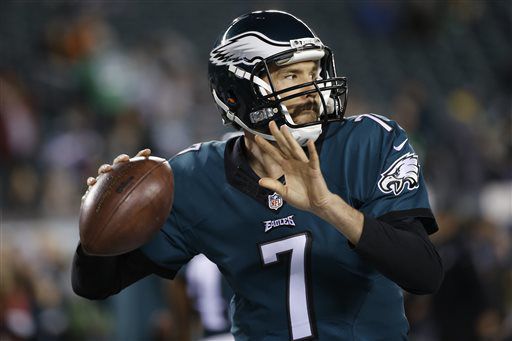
left=71, top=244, right=176, bottom=300
left=354, top=215, right=444, bottom=295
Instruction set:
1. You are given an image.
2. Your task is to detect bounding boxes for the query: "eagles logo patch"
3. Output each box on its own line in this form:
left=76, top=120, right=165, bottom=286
left=378, top=153, right=420, bottom=196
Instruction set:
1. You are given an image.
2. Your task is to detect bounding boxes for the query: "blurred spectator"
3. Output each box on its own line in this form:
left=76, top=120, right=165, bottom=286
left=1, top=247, right=38, bottom=340
left=0, top=73, right=41, bottom=215
left=160, top=254, right=233, bottom=341
left=184, top=255, right=232, bottom=339
left=406, top=210, right=512, bottom=340
left=468, top=218, right=512, bottom=340
left=430, top=212, right=491, bottom=340
left=0, top=73, right=39, bottom=161
left=1, top=234, right=113, bottom=340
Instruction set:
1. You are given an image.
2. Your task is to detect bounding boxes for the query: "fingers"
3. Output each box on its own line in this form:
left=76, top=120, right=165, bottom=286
left=267, top=121, right=309, bottom=162
left=113, top=148, right=150, bottom=165
left=87, top=177, right=97, bottom=186
left=113, top=154, right=129, bottom=164
left=136, top=148, right=151, bottom=157
left=259, top=178, right=286, bottom=196
left=87, top=148, right=151, bottom=196
left=83, top=177, right=97, bottom=202
left=98, top=164, right=112, bottom=174
left=254, top=135, right=285, bottom=164
left=306, top=139, right=320, bottom=170
left=279, top=124, right=309, bottom=162
left=268, top=121, right=293, bottom=158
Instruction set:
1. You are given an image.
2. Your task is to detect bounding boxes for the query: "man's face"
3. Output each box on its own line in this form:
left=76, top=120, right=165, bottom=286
left=267, top=60, right=321, bottom=125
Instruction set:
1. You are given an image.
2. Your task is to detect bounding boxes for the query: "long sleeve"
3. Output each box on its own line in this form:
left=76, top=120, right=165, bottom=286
left=354, top=216, right=444, bottom=295
left=71, top=243, right=176, bottom=300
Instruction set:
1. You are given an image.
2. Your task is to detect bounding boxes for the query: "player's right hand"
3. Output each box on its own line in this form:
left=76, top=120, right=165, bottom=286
left=83, top=149, right=151, bottom=200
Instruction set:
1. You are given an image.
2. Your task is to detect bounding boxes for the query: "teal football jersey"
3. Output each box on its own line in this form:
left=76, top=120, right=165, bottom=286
left=141, top=114, right=436, bottom=340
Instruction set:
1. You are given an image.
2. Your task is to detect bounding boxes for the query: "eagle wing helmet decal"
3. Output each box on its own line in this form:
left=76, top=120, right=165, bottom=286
left=209, top=31, right=289, bottom=66
left=378, top=152, right=420, bottom=196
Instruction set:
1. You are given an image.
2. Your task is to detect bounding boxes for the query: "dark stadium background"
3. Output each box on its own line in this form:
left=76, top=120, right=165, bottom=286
left=1, top=1, right=510, bottom=340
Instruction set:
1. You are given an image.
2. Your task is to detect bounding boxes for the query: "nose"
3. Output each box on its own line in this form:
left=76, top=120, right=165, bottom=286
left=304, top=82, right=319, bottom=100
left=298, top=75, right=318, bottom=97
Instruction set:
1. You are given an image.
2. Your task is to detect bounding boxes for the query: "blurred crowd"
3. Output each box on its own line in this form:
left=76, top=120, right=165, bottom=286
left=1, top=1, right=510, bottom=340
left=1, top=8, right=222, bottom=219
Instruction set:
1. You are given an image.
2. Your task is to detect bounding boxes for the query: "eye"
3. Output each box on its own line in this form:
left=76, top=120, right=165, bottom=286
left=284, top=74, right=296, bottom=80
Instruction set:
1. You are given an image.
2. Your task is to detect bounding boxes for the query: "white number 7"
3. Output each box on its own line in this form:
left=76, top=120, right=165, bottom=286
left=259, top=233, right=314, bottom=340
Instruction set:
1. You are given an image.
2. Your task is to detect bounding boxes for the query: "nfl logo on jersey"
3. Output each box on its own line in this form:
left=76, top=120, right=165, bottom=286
left=268, top=192, right=283, bottom=210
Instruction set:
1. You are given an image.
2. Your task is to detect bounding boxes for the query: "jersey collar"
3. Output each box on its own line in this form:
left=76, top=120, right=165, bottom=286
left=224, top=135, right=285, bottom=213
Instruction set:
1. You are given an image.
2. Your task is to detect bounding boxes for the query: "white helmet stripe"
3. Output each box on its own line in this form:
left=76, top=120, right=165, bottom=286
left=228, top=64, right=272, bottom=93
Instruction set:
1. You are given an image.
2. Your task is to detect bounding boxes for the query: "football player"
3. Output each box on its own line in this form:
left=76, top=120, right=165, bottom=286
left=72, top=10, right=443, bottom=340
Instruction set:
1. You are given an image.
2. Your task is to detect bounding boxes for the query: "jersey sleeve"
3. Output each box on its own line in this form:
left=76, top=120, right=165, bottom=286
left=359, top=118, right=438, bottom=234
left=139, top=152, right=201, bottom=275
left=139, top=211, right=198, bottom=276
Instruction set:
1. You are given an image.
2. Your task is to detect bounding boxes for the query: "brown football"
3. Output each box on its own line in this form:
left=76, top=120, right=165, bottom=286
left=79, top=156, right=174, bottom=256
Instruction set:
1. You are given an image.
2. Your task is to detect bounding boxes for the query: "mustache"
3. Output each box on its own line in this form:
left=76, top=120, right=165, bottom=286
left=288, top=101, right=320, bottom=115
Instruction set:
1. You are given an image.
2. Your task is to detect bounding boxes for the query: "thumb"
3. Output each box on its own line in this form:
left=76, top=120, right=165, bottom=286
left=259, top=178, right=285, bottom=196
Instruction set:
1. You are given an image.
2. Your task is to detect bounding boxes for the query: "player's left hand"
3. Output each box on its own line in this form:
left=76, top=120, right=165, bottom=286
left=255, top=121, right=335, bottom=215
